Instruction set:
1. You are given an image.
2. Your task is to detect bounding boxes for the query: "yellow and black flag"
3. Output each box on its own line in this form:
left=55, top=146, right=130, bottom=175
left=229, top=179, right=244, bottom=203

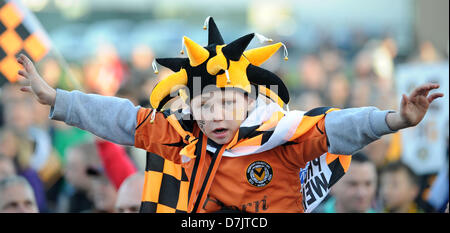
left=141, top=152, right=189, bottom=213
left=0, top=0, right=50, bottom=86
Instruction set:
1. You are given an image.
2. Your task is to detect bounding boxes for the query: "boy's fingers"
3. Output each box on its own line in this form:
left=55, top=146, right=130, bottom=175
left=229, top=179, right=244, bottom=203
left=20, top=86, right=32, bottom=93
left=410, top=86, right=425, bottom=98
left=18, top=69, right=28, bottom=78
left=427, top=93, right=444, bottom=103
left=411, top=83, right=439, bottom=98
left=17, top=53, right=27, bottom=65
left=401, top=94, right=408, bottom=107
left=18, top=54, right=36, bottom=74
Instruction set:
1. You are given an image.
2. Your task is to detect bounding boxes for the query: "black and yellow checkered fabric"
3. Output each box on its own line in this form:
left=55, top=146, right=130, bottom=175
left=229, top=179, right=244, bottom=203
left=0, top=0, right=49, bottom=86
left=140, top=152, right=189, bottom=213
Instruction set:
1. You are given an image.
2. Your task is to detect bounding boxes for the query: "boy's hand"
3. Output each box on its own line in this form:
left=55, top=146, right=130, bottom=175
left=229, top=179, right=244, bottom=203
left=387, top=83, right=443, bottom=131
left=17, top=54, right=56, bottom=106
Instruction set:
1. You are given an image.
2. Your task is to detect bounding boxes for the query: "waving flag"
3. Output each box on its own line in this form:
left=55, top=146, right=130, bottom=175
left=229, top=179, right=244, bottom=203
left=0, top=0, right=50, bottom=86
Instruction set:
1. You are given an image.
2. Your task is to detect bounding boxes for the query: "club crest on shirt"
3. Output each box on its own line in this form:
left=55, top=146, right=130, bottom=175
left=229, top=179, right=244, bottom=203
left=246, top=161, right=273, bottom=187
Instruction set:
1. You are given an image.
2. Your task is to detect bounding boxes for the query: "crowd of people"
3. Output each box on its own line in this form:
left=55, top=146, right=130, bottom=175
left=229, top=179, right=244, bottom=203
left=0, top=23, right=448, bottom=213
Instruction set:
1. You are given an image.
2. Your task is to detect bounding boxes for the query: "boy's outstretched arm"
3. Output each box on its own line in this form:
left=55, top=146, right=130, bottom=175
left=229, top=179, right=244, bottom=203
left=17, top=54, right=139, bottom=146
left=323, top=83, right=443, bottom=156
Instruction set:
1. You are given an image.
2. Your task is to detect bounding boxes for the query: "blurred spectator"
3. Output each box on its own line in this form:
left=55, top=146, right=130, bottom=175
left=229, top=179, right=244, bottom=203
left=87, top=139, right=137, bottom=213
left=411, top=41, right=444, bottom=63
left=0, top=129, right=18, bottom=160
left=59, top=142, right=100, bottom=213
left=0, top=154, right=16, bottom=181
left=297, top=55, right=327, bottom=94
left=87, top=168, right=118, bottom=213
left=0, top=152, right=50, bottom=213
left=352, top=48, right=374, bottom=80
left=59, top=139, right=136, bottom=213
left=128, top=44, right=155, bottom=89
left=318, top=49, right=344, bottom=75
left=131, top=44, right=154, bottom=72
left=1, top=84, right=34, bottom=134
left=94, top=139, right=137, bottom=190
left=115, top=172, right=144, bottom=213
left=314, top=152, right=378, bottom=213
left=47, top=121, right=93, bottom=212
left=0, top=84, right=63, bottom=212
left=0, top=84, right=61, bottom=182
left=427, top=157, right=449, bottom=212
left=0, top=127, right=49, bottom=213
left=379, top=161, right=427, bottom=213
left=324, top=72, right=350, bottom=108
left=348, top=79, right=374, bottom=108
left=84, top=43, right=129, bottom=96
left=292, top=91, right=324, bottom=111
left=347, top=38, right=399, bottom=110
left=0, top=175, right=39, bottom=213
left=373, top=38, right=396, bottom=84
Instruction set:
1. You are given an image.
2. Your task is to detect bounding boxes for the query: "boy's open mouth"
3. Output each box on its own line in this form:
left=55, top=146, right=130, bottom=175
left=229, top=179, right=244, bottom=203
left=212, top=128, right=228, bottom=139
left=213, top=128, right=227, bottom=133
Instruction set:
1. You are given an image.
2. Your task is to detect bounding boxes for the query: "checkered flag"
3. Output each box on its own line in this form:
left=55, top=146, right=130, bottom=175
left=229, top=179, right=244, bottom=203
left=140, top=152, right=189, bottom=213
left=0, top=0, right=50, bottom=86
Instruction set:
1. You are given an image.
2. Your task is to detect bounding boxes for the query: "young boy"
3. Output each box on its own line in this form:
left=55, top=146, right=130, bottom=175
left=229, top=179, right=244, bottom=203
left=16, top=17, right=443, bottom=213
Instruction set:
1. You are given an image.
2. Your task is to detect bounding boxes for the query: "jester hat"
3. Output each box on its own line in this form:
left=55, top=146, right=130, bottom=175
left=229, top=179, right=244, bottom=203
left=150, top=17, right=290, bottom=111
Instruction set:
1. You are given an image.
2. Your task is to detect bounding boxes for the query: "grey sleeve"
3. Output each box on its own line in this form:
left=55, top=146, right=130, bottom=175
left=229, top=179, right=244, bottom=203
left=325, top=107, right=397, bottom=155
left=49, top=89, right=140, bottom=146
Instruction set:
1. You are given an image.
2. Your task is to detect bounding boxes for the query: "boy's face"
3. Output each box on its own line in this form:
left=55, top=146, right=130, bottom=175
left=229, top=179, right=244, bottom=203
left=191, top=89, right=254, bottom=145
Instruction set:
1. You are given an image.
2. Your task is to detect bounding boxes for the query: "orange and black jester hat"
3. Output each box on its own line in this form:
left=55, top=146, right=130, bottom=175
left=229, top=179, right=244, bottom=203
left=150, top=16, right=290, bottom=111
